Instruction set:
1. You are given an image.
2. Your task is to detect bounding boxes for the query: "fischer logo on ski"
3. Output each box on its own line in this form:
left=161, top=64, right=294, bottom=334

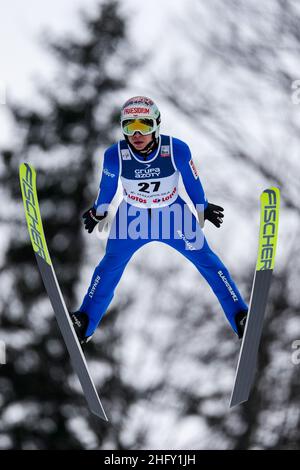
left=229, top=187, right=280, bottom=408
left=19, top=164, right=51, bottom=264
left=256, top=188, right=279, bottom=271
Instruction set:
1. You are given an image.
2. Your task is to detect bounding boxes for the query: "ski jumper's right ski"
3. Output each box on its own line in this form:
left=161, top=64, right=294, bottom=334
left=19, top=163, right=108, bottom=421
left=230, top=187, right=280, bottom=408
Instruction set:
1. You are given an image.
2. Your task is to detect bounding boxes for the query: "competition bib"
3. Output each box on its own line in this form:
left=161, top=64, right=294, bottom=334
left=118, top=135, right=179, bottom=209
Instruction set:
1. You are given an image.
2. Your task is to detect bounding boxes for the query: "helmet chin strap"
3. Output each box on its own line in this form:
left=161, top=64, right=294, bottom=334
left=125, top=132, right=159, bottom=158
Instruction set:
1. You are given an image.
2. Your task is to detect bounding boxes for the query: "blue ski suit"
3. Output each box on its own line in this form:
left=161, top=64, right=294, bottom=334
left=80, top=135, right=248, bottom=336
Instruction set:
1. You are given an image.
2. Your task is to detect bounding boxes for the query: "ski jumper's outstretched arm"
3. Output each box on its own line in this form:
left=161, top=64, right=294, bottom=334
left=172, top=138, right=224, bottom=228
left=94, top=144, right=120, bottom=214
left=172, top=137, right=208, bottom=211
left=82, top=145, right=120, bottom=234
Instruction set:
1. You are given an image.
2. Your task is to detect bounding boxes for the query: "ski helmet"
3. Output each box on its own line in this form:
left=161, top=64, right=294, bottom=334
left=120, top=96, right=161, bottom=140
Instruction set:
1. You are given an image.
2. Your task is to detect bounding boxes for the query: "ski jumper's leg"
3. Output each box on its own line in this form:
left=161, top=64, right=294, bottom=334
left=80, top=201, right=149, bottom=336
left=157, top=197, right=248, bottom=334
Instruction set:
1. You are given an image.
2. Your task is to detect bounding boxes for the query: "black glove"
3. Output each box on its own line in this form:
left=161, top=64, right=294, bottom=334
left=82, top=207, right=107, bottom=233
left=204, top=203, right=224, bottom=228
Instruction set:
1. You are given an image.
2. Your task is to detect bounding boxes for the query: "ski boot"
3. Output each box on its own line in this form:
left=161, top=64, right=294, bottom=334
left=235, top=310, right=248, bottom=339
left=69, top=311, right=92, bottom=345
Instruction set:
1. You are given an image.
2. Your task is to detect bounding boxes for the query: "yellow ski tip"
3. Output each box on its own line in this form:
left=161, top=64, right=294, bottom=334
left=19, top=163, right=52, bottom=266
left=256, top=187, right=280, bottom=271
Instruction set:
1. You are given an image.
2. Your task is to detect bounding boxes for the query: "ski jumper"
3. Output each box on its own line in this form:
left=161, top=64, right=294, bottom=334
left=80, top=135, right=248, bottom=336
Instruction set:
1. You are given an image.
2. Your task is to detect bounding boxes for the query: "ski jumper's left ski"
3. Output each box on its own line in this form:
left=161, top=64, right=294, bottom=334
left=19, top=163, right=108, bottom=421
left=230, top=187, right=280, bottom=407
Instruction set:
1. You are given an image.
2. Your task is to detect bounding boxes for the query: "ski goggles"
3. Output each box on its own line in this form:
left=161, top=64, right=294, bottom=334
left=121, top=118, right=156, bottom=136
